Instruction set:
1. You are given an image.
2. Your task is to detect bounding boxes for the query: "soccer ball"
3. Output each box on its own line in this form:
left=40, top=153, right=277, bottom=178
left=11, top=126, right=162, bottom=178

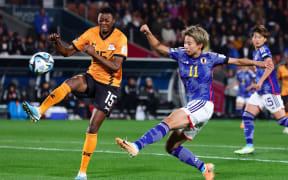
left=29, top=52, right=54, bottom=74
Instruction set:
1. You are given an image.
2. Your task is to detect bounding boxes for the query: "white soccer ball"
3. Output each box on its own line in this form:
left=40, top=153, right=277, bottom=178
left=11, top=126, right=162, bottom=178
left=29, top=52, right=54, bottom=74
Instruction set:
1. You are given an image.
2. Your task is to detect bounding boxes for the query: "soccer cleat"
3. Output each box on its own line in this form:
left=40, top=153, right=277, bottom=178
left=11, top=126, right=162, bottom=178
left=234, top=146, right=255, bottom=155
left=202, top=163, right=215, bottom=180
left=75, top=171, right=87, bottom=180
left=22, top=101, right=41, bottom=122
left=283, top=127, right=288, bottom=134
left=240, top=121, right=245, bottom=129
left=115, top=137, right=139, bottom=157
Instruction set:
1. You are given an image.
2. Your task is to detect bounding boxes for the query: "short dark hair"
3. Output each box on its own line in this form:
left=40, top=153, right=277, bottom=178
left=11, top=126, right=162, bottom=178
left=252, top=25, right=270, bottom=38
left=98, top=7, right=115, bottom=18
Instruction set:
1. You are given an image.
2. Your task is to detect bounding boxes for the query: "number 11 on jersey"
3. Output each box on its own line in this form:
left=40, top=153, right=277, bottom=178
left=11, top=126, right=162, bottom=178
left=189, top=65, right=199, bottom=77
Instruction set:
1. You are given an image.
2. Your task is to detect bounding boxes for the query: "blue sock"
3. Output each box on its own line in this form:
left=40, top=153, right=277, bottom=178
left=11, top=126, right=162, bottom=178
left=277, top=116, right=288, bottom=127
left=169, top=146, right=204, bottom=172
left=236, top=107, right=243, bottom=117
left=134, top=122, right=170, bottom=150
left=242, top=111, right=255, bottom=145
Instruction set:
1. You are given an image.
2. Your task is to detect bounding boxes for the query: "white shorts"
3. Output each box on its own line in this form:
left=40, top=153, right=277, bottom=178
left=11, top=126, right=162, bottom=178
left=236, top=96, right=249, bottom=104
left=247, top=92, right=284, bottom=113
left=181, top=100, right=214, bottom=141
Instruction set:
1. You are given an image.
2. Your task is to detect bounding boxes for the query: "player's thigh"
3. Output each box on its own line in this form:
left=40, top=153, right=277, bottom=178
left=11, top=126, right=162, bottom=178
left=272, top=109, right=286, bottom=119
left=165, top=130, right=187, bottom=152
left=236, top=102, right=244, bottom=108
left=163, top=109, right=190, bottom=130
left=65, top=74, right=87, bottom=92
left=244, top=103, right=260, bottom=116
left=93, top=82, right=121, bottom=114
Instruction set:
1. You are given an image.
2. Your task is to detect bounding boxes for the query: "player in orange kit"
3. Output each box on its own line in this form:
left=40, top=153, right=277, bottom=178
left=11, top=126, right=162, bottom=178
left=22, top=7, right=127, bottom=179
left=277, top=56, right=288, bottom=134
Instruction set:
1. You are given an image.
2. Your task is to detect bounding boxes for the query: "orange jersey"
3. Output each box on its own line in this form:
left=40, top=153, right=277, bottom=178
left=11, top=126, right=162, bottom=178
left=72, top=26, right=127, bottom=87
left=277, top=64, right=288, bottom=96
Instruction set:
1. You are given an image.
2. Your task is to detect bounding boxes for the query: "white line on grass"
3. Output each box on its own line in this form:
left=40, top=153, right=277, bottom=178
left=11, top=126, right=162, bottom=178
left=1, top=139, right=288, bottom=151
left=1, top=145, right=288, bottom=164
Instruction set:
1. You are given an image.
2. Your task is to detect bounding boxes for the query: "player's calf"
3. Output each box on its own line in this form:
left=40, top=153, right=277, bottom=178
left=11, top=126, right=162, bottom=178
left=277, top=116, right=288, bottom=127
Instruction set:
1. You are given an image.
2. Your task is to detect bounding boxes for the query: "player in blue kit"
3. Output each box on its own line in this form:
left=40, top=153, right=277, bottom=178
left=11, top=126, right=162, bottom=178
left=234, top=25, right=288, bottom=155
left=226, top=66, right=256, bottom=128
left=115, top=25, right=271, bottom=180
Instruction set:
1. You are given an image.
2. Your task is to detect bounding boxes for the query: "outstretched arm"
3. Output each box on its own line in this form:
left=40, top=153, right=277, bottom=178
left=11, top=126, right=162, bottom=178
left=140, top=24, right=170, bottom=56
left=49, top=33, right=77, bottom=57
left=228, top=57, right=274, bottom=90
left=228, top=57, right=273, bottom=69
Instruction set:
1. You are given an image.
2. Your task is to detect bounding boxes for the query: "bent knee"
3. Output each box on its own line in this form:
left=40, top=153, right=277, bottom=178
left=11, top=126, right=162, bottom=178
left=165, top=143, right=180, bottom=153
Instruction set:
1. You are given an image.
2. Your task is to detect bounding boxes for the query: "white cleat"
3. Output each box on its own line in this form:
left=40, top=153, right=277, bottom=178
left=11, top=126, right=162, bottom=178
left=234, top=146, right=255, bottom=155
left=75, top=171, right=87, bottom=180
left=283, top=127, right=288, bottom=134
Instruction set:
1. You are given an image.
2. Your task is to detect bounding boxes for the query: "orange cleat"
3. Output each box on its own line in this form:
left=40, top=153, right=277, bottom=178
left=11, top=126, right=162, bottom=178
left=203, top=163, right=215, bottom=180
left=115, top=137, right=139, bottom=157
left=240, top=121, right=245, bottom=129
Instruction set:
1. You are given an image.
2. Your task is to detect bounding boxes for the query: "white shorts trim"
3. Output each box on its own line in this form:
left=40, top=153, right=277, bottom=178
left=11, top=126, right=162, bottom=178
left=247, top=92, right=284, bottom=113
left=180, top=100, right=214, bottom=141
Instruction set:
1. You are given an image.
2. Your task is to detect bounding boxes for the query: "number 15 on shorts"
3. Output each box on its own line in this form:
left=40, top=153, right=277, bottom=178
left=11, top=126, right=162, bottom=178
left=104, top=91, right=117, bottom=112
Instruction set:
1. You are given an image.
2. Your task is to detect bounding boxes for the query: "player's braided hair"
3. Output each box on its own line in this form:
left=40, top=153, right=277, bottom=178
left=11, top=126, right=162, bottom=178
left=182, top=25, right=209, bottom=50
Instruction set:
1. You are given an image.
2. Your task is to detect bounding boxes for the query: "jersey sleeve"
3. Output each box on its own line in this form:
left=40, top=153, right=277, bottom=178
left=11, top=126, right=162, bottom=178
left=259, top=46, right=272, bottom=60
left=168, top=47, right=184, bottom=61
left=211, top=52, right=229, bottom=66
left=72, top=29, right=91, bottom=51
left=113, top=35, right=128, bottom=59
left=248, top=69, right=256, bottom=79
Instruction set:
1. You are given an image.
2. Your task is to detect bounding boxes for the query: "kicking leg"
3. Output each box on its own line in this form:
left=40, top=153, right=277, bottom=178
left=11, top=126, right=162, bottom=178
left=115, top=109, right=190, bottom=157
left=23, top=74, right=87, bottom=122
left=166, top=130, right=214, bottom=180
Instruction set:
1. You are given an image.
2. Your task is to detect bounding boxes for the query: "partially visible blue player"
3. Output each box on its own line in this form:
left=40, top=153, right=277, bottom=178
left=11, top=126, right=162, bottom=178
left=226, top=66, right=256, bottom=128
left=234, top=25, right=288, bottom=155
left=115, top=24, right=271, bottom=180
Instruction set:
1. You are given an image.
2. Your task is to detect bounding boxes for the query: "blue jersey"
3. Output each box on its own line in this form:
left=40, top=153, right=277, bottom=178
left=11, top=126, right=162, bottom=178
left=253, top=45, right=280, bottom=95
left=236, top=69, right=255, bottom=98
left=169, top=47, right=228, bottom=102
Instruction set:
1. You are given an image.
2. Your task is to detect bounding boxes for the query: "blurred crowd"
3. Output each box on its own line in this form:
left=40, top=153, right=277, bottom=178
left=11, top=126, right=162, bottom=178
left=0, top=7, right=53, bottom=56
left=1, top=0, right=288, bottom=120
left=66, top=0, right=288, bottom=64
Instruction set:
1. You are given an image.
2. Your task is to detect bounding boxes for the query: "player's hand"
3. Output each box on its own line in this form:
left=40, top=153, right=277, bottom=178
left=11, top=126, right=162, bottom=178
left=140, top=24, right=151, bottom=35
left=255, top=83, right=262, bottom=90
left=48, top=33, right=60, bottom=43
left=84, top=44, right=96, bottom=57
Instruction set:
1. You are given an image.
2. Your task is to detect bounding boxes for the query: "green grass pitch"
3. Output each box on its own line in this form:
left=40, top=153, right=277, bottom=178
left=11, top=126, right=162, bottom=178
left=0, top=119, right=287, bottom=180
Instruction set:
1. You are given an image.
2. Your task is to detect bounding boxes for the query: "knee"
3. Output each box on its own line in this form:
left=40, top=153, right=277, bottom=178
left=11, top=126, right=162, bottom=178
left=242, top=111, right=255, bottom=120
left=87, top=126, right=98, bottom=134
left=165, top=142, right=180, bottom=153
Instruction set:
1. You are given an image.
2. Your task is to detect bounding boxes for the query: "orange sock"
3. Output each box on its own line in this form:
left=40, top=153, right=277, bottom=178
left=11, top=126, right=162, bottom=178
left=38, top=82, right=71, bottom=115
left=79, top=133, right=98, bottom=173
left=286, top=112, right=288, bottom=117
